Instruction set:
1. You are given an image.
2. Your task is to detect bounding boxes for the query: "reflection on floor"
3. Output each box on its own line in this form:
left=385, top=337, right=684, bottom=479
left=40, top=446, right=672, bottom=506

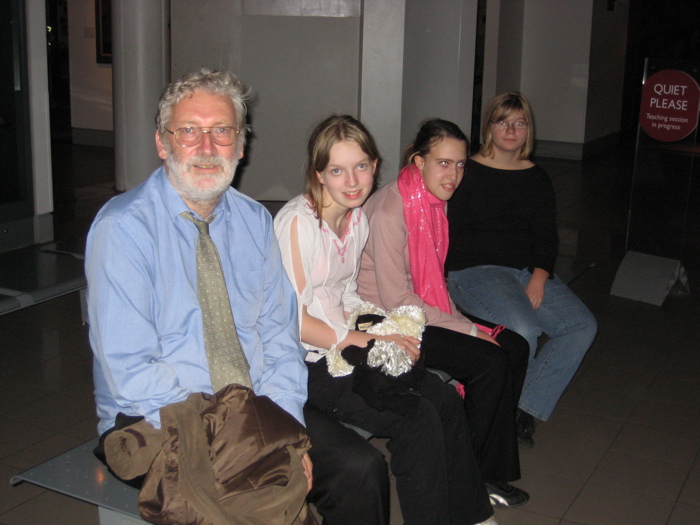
left=1, top=145, right=699, bottom=525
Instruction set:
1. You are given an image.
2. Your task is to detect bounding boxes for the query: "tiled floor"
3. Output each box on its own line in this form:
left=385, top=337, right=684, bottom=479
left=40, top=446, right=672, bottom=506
left=1, top=144, right=699, bottom=524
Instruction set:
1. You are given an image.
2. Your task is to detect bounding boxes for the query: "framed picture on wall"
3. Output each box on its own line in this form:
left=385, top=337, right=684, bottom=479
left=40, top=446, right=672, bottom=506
left=95, top=0, right=111, bottom=64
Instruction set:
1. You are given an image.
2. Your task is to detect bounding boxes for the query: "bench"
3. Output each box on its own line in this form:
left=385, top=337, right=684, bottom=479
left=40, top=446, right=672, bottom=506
left=10, top=438, right=146, bottom=524
left=0, top=239, right=88, bottom=321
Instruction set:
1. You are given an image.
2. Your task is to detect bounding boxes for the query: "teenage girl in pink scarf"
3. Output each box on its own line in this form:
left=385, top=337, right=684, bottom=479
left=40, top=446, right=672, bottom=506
left=358, top=119, right=530, bottom=511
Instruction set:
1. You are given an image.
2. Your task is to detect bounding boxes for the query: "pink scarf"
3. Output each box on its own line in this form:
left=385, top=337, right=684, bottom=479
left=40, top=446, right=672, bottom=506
left=397, top=164, right=452, bottom=314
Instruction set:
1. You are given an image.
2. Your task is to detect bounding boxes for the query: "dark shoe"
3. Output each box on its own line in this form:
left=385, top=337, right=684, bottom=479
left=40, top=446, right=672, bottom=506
left=518, top=433, right=534, bottom=448
left=516, top=409, right=536, bottom=448
left=485, top=482, right=530, bottom=508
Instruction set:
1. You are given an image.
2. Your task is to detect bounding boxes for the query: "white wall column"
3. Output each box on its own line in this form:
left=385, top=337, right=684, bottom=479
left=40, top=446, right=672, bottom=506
left=113, top=0, right=170, bottom=191
left=360, top=0, right=406, bottom=179
left=27, top=0, right=53, bottom=243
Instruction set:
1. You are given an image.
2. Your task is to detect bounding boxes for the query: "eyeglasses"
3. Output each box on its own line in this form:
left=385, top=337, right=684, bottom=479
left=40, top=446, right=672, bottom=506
left=164, top=126, right=240, bottom=147
left=491, top=120, right=528, bottom=131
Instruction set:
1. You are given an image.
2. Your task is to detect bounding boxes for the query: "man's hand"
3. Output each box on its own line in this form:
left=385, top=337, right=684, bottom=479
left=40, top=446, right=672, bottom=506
left=301, top=452, right=313, bottom=494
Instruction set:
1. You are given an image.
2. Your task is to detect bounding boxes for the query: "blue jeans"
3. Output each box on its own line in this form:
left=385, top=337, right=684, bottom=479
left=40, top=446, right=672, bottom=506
left=447, top=266, right=597, bottom=421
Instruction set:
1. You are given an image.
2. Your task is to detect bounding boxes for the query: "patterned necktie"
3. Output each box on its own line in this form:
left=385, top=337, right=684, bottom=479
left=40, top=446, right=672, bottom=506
left=181, top=211, right=252, bottom=391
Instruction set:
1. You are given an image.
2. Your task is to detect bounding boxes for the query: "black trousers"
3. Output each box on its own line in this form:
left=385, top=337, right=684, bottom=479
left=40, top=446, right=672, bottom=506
left=304, top=404, right=390, bottom=525
left=306, top=359, right=493, bottom=525
left=422, top=320, right=529, bottom=484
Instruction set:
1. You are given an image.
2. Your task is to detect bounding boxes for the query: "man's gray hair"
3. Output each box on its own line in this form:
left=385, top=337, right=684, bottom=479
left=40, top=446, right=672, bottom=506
left=155, top=68, right=250, bottom=146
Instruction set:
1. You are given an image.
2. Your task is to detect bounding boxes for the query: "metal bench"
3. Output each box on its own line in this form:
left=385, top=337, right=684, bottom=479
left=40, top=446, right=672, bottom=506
left=10, top=438, right=146, bottom=524
left=0, top=241, right=87, bottom=321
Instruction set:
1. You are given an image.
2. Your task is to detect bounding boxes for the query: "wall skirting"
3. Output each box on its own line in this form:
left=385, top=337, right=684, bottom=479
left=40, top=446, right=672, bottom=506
left=535, top=132, right=620, bottom=160
left=0, top=216, right=36, bottom=253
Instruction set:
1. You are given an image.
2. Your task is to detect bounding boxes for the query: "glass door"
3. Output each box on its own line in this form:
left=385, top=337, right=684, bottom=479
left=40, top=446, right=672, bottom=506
left=0, top=0, right=34, bottom=225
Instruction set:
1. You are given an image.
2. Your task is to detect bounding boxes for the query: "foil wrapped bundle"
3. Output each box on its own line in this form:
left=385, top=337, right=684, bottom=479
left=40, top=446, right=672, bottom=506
left=327, top=302, right=426, bottom=377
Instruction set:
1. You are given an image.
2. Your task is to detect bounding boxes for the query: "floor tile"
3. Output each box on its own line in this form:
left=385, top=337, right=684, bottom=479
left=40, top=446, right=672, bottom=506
left=492, top=507, right=560, bottom=524
left=0, top=381, right=55, bottom=416
left=678, top=464, right=700, bottom=506
left=628, top=398, right=700, bottom=436
left=0, top=419, right=56, bottom=460
left=0, top=463, right=44, bottom=515
left=515, top=469, right=584, bottom=518
left=557, top=383, right=640, bottom=421
left=519, top=411, right=623, bottom=480
left=0, top=489, right=99, bottom=525
left=58, top=375, right=96, bottom=400
left=588, top=449, right=689, bottom=501
left=60, top=415, right=100, bottom=442
left=610, top=421, right=700, bottom=465
left=645, top=373, right=700, bottom=409
left=1, top=433, right=84, bottom=471
left=0, top=351, right=92, bottom=392
left=663, top=350, right=700, bottom=383
left=4, top=392, right=95, bottom=433
left=667, top=502, right=700, bottom=524
left=564, top=482, right=675, bottom=525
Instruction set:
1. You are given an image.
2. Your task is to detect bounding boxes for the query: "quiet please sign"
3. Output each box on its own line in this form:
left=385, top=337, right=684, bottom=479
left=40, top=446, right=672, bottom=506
left=639, top=69, right=700, bottom=142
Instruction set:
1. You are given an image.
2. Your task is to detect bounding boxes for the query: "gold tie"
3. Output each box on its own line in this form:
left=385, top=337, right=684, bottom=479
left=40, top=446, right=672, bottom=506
left=181, top=212, right=252, bottom=392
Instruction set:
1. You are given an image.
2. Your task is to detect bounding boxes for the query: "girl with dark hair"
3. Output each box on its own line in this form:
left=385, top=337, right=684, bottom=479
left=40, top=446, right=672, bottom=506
left=445, top=93, right=597, bottom=446
left=358, top=118, right=529, bottom=511
left=274, top=115, right=497, bottom=525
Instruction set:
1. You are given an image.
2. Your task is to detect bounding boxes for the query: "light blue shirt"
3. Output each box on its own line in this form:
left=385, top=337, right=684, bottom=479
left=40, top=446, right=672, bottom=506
left=86, top=167, right=307, bottom=434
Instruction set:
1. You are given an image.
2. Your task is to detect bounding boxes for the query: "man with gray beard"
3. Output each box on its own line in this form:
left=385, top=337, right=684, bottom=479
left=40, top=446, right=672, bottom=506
left=86, top=69, right=388, bottom=524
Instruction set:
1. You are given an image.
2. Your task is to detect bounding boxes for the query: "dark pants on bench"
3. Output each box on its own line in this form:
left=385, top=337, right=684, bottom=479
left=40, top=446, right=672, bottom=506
left=306, top=359, right=493, bottom=525
left=304, top=404, right=389, bottom=525
left=422, top=321, right=528, bottom=484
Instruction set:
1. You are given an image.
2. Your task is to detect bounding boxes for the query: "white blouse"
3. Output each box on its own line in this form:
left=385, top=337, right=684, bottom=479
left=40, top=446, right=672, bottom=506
left=274, top=195, right=369, bottom=362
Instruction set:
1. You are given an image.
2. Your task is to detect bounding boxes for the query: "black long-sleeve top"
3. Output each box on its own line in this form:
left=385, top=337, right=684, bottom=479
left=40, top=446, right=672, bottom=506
left=445, top=159, right=558, bottom=276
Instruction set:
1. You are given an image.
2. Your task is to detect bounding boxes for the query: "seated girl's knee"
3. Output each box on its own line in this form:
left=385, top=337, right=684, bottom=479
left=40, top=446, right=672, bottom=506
left=347, top=444, right=387, bottom=481
left=582, top=314, right=598, bottom=342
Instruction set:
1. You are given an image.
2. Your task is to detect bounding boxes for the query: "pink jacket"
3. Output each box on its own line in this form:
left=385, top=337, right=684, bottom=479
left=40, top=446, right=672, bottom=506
left=357, top=181, right=476, bottom=336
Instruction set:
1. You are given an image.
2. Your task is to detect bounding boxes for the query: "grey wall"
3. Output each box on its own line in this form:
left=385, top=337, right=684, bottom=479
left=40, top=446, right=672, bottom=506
left=494, top=0, right=523, bottom=95
left=400, top=0, right=477, bottom=158
left=171, top=1, right=362, bottom=199
left=240, top=14, right=361, bottom=199
left=480, top=0, right=629, bottom=160
left=360, top=0, right=406, bottom=183
left=169, top=0, right=479, bottom=197
left=585, top=0, right=628, bottom=144
left=170, top=1, right=242, bottom=76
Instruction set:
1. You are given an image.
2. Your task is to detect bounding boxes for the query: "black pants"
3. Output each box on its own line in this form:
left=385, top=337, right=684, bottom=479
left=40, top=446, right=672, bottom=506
left=422, top=320, right=528, bottom=484
left=307, top=359, right=493, bottom=525
left=304, top=404, right=390, bottom=525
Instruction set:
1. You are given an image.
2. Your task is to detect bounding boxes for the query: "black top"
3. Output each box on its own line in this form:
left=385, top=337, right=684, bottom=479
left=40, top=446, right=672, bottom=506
left=446, top=158, right=558, bottom=275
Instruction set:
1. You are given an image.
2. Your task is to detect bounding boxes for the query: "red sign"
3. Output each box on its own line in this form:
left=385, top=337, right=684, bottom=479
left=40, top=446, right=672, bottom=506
left=639, top=69, right=700, bottom=142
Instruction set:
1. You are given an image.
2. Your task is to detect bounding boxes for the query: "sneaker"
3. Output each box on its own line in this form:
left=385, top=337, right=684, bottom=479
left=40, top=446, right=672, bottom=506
left=486, top=481, right=530, bottom=508
left=475, top=516, right=499, bottom=525
left=516, top=409, right=536, bottom=448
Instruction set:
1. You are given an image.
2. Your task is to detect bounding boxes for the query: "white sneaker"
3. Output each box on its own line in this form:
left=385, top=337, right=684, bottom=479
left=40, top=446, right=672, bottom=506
left=475, top=516, right=499, bottom=525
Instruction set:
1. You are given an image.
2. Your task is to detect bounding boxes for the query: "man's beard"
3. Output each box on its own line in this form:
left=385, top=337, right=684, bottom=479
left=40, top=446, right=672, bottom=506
left=165, top=149, right=239, bottom=205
